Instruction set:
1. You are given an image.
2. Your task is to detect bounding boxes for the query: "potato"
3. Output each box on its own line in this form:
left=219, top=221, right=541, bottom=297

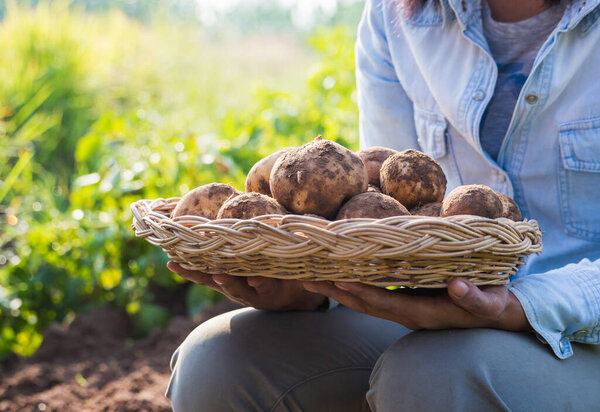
left=497, top=193, right=522, bottom=221
left=380, top=149, right=447, bottom=210
left=357, top=146, right=397, bottom=187
left=336, top=192, right=410, bottom=220
left=410, top=202, right=442, bottom=217
left=216, top=192, right=287, bottom=219
left=171, top=183, right=241, bottom=219
left=441, top=185, right=502, bottom=218
left=245, top=147, right=295, bottom=196
left=270, top=137, right=368, bottom=219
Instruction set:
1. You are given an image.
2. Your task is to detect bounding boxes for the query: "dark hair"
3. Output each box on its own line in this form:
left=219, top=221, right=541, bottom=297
left=401, top=0, right=564, bottom=16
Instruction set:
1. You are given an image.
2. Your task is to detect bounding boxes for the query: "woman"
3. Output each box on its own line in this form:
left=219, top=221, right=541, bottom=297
left=166, top=0, right=600, bottom=410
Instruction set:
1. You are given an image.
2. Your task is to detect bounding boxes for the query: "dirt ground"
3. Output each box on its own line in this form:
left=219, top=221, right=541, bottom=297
left=0, top=300, right=242, bottom=412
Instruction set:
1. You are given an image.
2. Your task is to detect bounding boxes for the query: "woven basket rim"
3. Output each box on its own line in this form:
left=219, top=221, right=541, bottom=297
left=130, top=197, right=543, bottom=287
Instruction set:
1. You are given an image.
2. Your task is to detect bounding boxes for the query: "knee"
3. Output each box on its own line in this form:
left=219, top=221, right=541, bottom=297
left=166, top=308, right=265, bottom=412
left=367, top=329, right=519, bottom=411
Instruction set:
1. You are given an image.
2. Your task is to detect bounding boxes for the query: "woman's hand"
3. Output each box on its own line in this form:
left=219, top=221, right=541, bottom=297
left=167, top=262, right=326, bottom=311
left=303, top=278, right=531, bottom=331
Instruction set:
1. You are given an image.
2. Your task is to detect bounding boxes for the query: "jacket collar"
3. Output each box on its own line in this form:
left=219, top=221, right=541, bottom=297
left=439, top=0, right=600, bottom=32
left=561, top=0, right=600, bottom=32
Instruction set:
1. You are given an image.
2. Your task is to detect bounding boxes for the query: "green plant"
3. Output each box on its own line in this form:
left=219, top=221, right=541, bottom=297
left=0, top=2, right=358, bottom=358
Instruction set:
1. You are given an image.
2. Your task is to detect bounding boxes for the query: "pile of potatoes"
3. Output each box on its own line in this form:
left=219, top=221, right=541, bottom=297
left=172, top=136, right=522, bottom=222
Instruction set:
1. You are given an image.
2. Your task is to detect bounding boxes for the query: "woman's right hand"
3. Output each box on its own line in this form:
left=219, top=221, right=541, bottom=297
left=167, top=262, right=327, bottom=312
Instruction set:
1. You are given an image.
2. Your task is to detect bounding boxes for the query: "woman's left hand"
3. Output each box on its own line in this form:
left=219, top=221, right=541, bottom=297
left=302, top=278, right=531, bottom=331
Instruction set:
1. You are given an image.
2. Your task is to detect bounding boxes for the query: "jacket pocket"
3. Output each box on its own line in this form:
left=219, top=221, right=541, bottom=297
left=413, top=107, right=462, bottom=189
left=414, top=107, right=447, bottom=159
left=558, top=117, right=600, bottom=241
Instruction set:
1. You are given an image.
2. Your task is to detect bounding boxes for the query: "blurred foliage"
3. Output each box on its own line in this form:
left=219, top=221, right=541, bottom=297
left=0, top=0, right=198, bottom=22
left=0, top=0, right=364, bottom=32
left=200, top=1, right=365, bottom=35
left=0, top=1, right=358, bottom=358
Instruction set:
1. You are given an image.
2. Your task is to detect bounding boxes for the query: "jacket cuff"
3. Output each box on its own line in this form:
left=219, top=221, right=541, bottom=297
left=507, top=259, right=600, bottom=359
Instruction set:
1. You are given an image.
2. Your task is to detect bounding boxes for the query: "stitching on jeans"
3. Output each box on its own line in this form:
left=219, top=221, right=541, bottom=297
left=269, top=366, right=373, bottom=412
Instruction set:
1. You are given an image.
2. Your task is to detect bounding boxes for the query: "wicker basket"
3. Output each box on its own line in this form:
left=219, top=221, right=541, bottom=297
left=131, top=197, right=543, bottom=288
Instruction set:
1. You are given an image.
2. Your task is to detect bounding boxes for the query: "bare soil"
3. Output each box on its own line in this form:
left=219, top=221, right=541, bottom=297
left=0, top=300, right=242, bottom=412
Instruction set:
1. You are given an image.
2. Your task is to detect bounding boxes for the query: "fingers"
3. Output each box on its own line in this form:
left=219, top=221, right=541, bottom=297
left=336, top=282, right=441, bottom=324
left=303, top=277, right=520, bottom=331
left=447, top=278, right=505, bottom=320
left=246, top=276, right=278, bottom=295
left=166, top=261, right=208, bottom=278
left=446, top=279, right=530, bottom=330
left=166, top=262, right=252, bottom=306
left=303, top=281, right=372, bottom=314
left=334, top=282, right=395, bottom=312
left=167, top=262, right=326, bottom=311
left=213, top=274, right=257, bottom=304
left=167, top=261, right=224, bottom=290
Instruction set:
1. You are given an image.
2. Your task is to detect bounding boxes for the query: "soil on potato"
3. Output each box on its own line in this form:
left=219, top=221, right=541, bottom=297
left=0, top=300, right=242, bottom=412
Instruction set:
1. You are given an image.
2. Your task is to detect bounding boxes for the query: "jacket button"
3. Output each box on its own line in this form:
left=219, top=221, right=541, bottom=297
left=526, top=94, right=538, bottom=104
left=559, top=338, right=571, bottom=354
left=473, top=90, right=485, bottom=101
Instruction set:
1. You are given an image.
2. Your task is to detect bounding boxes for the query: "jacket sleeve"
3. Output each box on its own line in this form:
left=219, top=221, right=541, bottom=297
left=507, top=258, right=600, bottom=359
left=356, top=0, right=419, bottom=151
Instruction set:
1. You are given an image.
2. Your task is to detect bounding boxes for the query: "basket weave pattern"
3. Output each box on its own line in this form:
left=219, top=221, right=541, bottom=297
left=131, top=198, right=543, bottom=287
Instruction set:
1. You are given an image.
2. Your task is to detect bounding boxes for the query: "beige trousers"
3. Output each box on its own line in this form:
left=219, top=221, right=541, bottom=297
left=166, top=306, right=600, bottom=412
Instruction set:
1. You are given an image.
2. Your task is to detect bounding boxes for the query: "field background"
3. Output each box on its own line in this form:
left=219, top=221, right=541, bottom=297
left=0, top=0, right=363, bottom=409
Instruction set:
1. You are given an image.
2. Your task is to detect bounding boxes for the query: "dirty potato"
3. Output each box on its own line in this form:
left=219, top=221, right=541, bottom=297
left=410, top=202, right=442, bottom=217
left=171, top=183, right=241, bottom=219
left=497, top=193, right=522, bottom=221
left=336, top=192, right=410, bottom=220
left=441, top=185, right=503, bottom=218
left=270, top=137, right=368, bottom=219
left=216, top=192, right=287, bottom=219
left=357, top=146, right=397, bottom=187
left=245, top=148, right=295, bottom=196
left=380, top=149, right=447, bottom=210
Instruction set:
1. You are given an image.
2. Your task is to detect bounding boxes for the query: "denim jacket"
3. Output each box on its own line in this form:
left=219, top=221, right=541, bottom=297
left=356, top=0, right=600, bottom=358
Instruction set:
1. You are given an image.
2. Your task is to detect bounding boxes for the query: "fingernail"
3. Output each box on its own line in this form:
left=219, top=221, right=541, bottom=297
left=213, top=275, right=225, bottom=285
left=247, top=277, right=264, bottom=288
left=335, top=282, right=350, bottom=290
left=452, top=280, right=468, bottom=298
